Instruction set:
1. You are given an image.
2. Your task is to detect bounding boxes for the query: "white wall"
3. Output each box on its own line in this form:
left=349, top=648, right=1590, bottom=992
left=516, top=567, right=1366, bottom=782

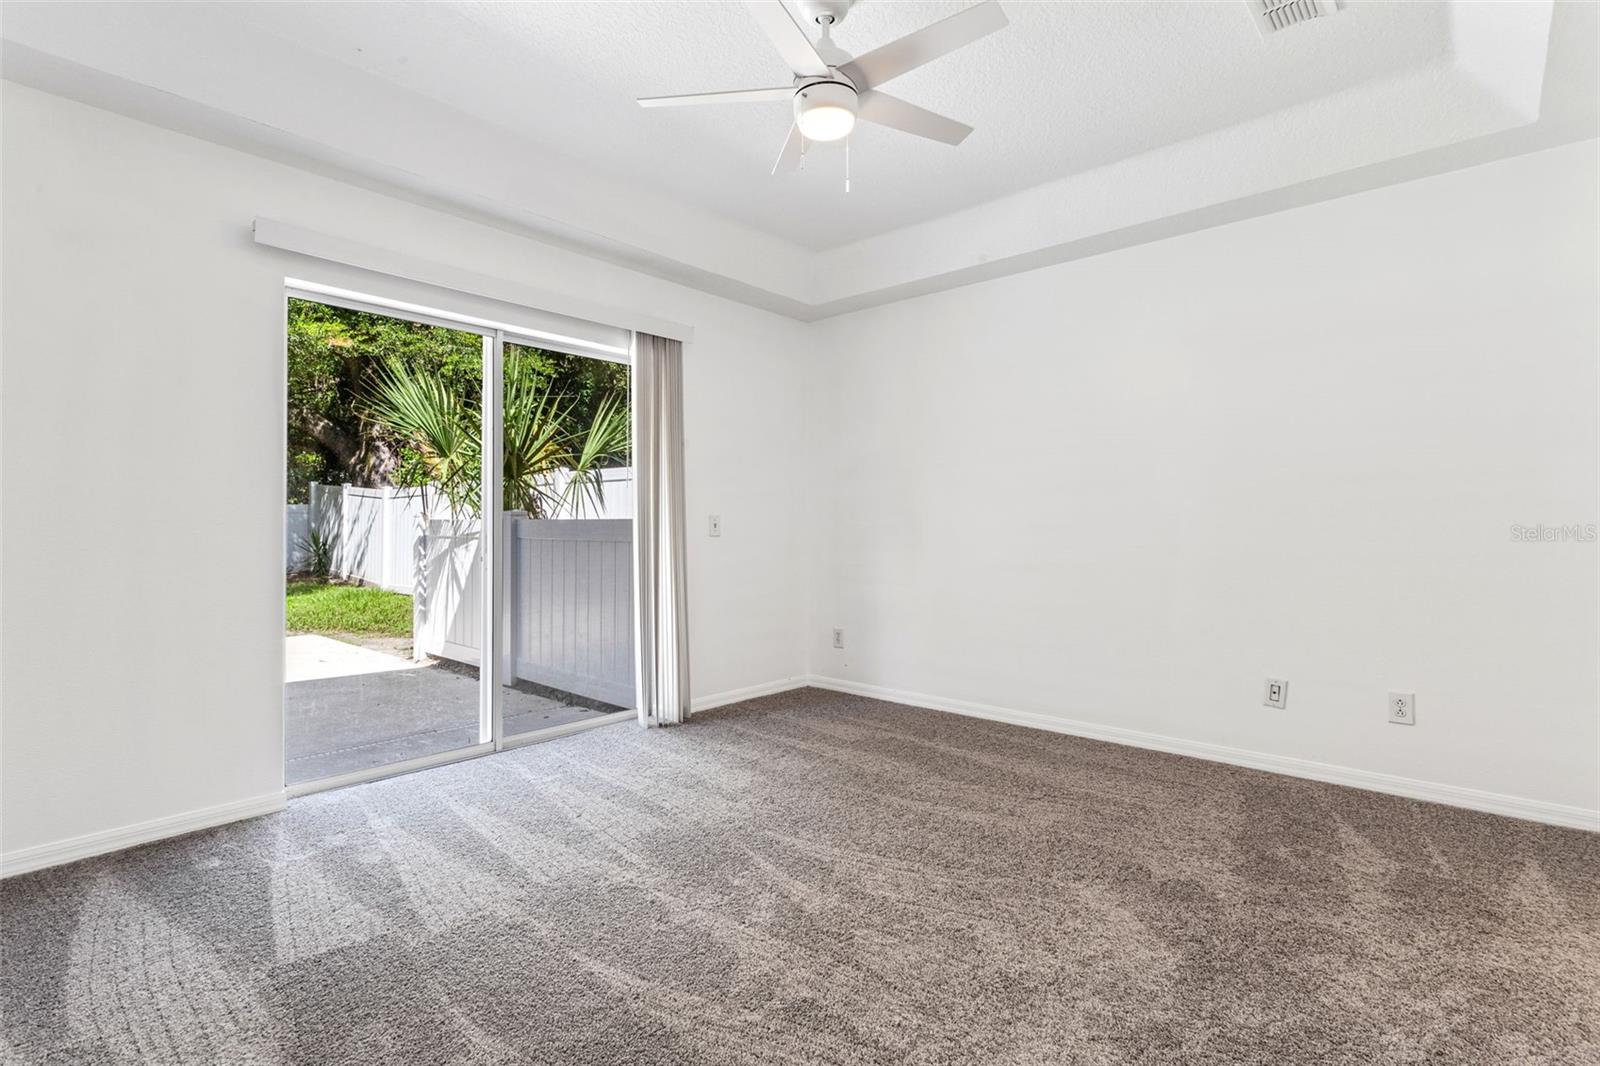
left=3, top=80, right=1595, bottom=868
left=0, top=84, right=810, bottom=860
left=807, top=140, right=1599, bottom=819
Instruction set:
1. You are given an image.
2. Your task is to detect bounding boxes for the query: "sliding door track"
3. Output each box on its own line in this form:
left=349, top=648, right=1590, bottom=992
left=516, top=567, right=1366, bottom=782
left=285, top=712, right=631, bottom=799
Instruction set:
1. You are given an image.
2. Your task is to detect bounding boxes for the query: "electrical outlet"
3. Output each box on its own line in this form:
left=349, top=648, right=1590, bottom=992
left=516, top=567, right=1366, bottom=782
left=1388, top=692, right=1415, bottom=726
left=708, top=514, right=721, bottom=537
left=1263, top=678, right=1288, bottom=709
left=832, top=627, right=844, bottom=650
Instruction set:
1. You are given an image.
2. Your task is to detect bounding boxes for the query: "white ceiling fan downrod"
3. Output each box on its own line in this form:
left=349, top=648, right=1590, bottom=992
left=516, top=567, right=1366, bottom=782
left=810, top=15, right=851, bottom=196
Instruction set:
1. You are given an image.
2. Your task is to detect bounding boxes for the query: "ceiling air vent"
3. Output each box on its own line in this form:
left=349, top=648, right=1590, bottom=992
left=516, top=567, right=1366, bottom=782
left=1249, top=0, right=1338, bottom=37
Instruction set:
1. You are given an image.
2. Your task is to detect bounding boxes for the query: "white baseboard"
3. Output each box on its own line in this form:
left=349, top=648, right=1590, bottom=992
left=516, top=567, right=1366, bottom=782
left=1, top=791, right=288, bottom=879
left=801, top=675, right=1599, bottom=833
left=691, top=677, right=809, bottom=714
left=6, top=676, right=1587, bottom=878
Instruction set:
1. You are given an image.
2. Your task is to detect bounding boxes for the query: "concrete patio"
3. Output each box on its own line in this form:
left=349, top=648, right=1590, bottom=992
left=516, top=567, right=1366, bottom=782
left=284, top=636, right=626, bottom=786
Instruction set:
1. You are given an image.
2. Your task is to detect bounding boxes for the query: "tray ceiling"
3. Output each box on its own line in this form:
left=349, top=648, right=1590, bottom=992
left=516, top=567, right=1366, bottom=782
left=2, top=1, right=1592, bottom=318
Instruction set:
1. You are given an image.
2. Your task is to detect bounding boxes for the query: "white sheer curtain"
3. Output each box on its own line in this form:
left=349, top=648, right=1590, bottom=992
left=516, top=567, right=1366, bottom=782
left=632, top=332, right=691, bottom=726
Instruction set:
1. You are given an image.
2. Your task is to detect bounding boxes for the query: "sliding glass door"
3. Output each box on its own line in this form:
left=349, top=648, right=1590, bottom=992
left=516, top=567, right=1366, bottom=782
left=283, top=286, right=634, bottom=793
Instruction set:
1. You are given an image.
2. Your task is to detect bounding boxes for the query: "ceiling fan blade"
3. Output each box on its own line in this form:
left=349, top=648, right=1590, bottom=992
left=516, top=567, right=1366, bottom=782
left=638, top=87, right=795, bottom=108
left=745, top=1, right=831, bottom=78
left=771, top=124, right=803, bottom=174
left=856, top=90, right=973, bottom=145
left=839, top=1, right=1008, bottom=90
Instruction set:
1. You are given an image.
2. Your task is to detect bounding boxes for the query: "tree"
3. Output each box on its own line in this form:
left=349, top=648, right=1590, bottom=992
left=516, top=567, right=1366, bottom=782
left=285, top=299, right=628, bottom=503
left=361, top=348, right=630, bottom=519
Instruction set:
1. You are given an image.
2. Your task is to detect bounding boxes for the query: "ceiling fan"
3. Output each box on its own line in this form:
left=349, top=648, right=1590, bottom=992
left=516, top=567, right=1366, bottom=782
left=638, top=0, right=1008, bottom=182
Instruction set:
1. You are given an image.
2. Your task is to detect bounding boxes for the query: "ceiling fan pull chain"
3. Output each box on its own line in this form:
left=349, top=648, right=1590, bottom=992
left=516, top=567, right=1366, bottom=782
left=845, top=135, right=851, bottom=193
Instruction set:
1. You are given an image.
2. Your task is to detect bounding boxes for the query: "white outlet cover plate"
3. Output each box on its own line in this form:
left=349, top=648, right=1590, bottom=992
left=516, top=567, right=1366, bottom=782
left=1263, top=678, right=1288, bottom=709
left=1388, top=692, right=1416, bottom=725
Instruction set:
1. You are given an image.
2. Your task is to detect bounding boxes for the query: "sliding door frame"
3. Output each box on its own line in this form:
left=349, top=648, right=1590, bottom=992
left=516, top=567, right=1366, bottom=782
left=283, top=281, right=633, bottom=796
left=482, top=330, right=504, bottom=749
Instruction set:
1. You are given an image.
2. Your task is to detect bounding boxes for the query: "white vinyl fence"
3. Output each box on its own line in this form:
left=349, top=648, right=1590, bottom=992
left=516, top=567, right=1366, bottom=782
left=305, top=483, right=429, bottom=593
left=285, top=503, right=311, bottom=572
left=544, top=467, right=634, bottom=521
left=413, top=517, right=635, bottom=706
left=288, top=477, right=635, bottom=705
left=291, top=470, right=632, bottom=584
left=415, top=518, right=485, bottom=667
left=508, top=518, right=634, bottom=706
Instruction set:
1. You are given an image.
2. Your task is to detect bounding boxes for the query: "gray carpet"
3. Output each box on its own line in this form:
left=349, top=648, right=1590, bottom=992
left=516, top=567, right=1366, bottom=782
left=2, top=688, right=1596, bottom=1065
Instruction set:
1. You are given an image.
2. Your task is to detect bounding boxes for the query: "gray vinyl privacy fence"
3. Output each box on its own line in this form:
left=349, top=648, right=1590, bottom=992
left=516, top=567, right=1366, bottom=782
left=286, top=473, right=635, bottom=706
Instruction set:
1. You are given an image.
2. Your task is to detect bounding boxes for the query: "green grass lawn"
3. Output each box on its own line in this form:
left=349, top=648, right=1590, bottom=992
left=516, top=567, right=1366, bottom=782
left=286, top=579, right=412, bottom=637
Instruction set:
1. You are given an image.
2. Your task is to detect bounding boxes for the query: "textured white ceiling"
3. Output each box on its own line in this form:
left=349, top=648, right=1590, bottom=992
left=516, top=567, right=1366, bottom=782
left=214, top=0, right=1453, bottom=249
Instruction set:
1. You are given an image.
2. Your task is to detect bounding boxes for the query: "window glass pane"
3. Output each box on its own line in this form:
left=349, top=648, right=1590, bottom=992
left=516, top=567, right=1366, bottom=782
left=499, top=342, right=635, bottom=738
left=284, top=298, right=483, bottom=785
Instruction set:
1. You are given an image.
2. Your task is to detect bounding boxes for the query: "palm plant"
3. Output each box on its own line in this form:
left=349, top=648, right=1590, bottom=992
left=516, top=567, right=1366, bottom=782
left=361, top=352, right=629, bottom=519
left=294, top=527, right=336, bottom=580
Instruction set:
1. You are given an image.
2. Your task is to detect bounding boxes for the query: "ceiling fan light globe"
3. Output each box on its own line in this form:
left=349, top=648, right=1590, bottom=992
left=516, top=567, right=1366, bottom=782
left=798, top=105, right=855, bottom=141
left=794, top=80, right=858, bottom=142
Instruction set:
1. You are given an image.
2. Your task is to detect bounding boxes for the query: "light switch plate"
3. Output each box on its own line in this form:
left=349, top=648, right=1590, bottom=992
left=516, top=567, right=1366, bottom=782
left=708, top=514, right=721, bottom=537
